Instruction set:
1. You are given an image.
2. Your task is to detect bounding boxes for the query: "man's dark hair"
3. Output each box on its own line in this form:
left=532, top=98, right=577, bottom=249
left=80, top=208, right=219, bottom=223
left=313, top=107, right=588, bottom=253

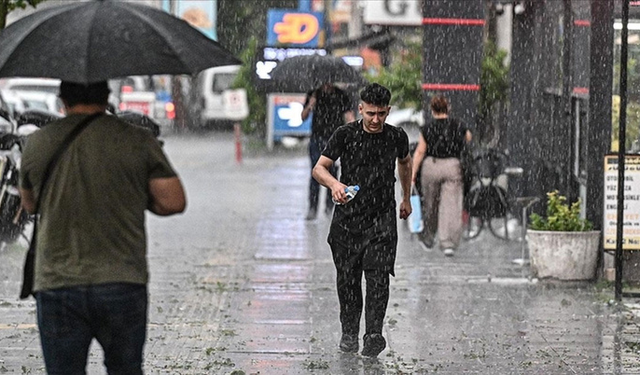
left=430, top=95, right=449, bottom=114
left=360, top=83, right=391, bottom=106
left=59, top=81, right=110, bottom=107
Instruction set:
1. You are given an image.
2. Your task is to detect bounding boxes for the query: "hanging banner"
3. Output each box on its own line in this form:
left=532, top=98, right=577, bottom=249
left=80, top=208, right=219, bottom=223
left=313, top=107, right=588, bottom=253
left=603, top=154, right=640, bottom=250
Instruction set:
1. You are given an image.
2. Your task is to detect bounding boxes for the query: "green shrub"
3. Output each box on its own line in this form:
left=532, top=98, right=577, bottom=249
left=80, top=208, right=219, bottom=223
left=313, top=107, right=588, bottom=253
left=529, top=190, right=593, bottom=231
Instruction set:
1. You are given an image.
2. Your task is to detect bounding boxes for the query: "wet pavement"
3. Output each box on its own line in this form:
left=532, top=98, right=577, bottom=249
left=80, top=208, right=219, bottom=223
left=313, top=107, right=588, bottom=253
left=0, top=132, right=639, bottom=374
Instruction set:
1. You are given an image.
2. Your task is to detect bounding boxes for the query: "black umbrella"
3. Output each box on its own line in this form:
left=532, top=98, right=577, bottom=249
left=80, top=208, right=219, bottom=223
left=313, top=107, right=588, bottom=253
left=0, top=1, right=240, bottom=83
left=270, top=54, right=367, bottom=92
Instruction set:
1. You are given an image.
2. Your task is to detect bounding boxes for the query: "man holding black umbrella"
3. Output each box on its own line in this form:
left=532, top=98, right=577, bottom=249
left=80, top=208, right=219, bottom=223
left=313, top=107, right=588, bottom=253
left=302, top=82, right=355, bottom=220
left=18, top=81, right=186, bottom=373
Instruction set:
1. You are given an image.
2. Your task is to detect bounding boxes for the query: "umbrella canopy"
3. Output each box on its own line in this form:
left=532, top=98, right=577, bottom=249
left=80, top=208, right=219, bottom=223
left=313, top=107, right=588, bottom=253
left=270, top=54, right=367, bottom=93
left=0, top=0, right=241, bottom=84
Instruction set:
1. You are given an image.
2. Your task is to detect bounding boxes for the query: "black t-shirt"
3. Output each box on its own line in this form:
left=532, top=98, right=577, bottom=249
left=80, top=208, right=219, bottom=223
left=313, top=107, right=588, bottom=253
left=322, top=120, right=410, bottom=216
left=421, top=118, right=467, bottom=159
left=304, top=87, right=352, bottom=140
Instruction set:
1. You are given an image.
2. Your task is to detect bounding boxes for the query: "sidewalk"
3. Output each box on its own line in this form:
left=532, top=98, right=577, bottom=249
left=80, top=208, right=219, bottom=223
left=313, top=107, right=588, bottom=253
left=0, top=133, right=639, bottom=374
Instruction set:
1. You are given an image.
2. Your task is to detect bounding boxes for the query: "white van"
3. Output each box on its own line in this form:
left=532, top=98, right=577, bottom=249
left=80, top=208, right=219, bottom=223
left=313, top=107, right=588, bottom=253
left=0, top=77, right=60, bottom=94
left=195, top=65, right=241, bottom=128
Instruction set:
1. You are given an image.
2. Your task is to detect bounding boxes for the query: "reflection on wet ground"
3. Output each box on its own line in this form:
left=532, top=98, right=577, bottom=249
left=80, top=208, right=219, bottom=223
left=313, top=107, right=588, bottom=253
left=0, top=133, right=639, bottom=374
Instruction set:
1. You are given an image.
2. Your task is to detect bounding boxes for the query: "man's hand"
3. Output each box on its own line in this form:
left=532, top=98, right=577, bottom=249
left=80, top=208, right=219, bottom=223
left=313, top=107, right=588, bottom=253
left=301, top=95, right=316, bottom=121
left=329, top=182, right=348, bottom=204
left=399, top=199, right=412, bottom=220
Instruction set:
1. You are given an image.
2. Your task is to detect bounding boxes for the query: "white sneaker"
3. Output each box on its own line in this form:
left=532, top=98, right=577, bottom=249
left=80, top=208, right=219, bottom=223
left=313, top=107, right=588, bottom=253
left=443, top=248, right=455, bottom=257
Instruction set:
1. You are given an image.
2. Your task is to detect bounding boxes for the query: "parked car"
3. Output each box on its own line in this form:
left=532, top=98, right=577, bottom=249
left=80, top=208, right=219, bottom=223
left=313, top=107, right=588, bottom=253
left=0, top=77, right=60, bottom=95
left=386, top=107, right=423, bottom=144
left=13, top=90, right=65, bottom=115
left=0, top=89, right=26, bottom=118
left=194, top=65, right=241, bottom=129
left=111, top=75, right=174, bottom=128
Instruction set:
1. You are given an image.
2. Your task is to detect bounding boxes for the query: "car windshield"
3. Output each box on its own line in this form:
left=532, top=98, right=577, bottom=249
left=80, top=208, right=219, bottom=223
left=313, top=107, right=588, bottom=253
left=22, top=99, right=49, bottom=111
left=212, top=73, right=236, bottom=92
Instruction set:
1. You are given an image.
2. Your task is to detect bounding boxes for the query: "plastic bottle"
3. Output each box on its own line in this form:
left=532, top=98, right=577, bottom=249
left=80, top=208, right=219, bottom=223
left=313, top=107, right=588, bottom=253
left=333, top=185, right=360, bottom=205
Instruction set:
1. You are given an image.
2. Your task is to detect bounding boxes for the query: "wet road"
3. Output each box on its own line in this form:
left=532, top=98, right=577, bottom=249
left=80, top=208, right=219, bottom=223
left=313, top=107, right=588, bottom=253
left=0, top=132, right=639, bottom=374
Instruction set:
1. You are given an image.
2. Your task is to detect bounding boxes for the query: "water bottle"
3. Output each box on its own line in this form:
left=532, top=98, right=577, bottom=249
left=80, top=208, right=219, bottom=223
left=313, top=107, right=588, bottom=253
left=333, top=185, right=360, bottom=205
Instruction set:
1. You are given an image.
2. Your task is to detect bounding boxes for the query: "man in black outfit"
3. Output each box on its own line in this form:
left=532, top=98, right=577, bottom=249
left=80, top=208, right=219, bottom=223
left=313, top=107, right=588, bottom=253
left=302, top=82, right=355, bottom=220
left=312, top=83, right=412, bottom=357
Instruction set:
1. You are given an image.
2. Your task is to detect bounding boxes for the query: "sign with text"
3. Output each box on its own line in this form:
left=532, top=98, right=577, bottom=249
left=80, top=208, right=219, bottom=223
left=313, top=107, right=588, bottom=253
left=267, top=10, right=324, bottom=47
left=255, top=47, right=327, bottom=81
left=363, top=0, right=422, bottom=25
left=603, top=155, right=640, bottom=250
left=266, top=93, right=312, bottom=149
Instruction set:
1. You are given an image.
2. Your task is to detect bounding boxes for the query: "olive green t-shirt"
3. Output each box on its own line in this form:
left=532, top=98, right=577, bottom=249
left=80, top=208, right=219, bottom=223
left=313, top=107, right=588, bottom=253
left=19, top=114, right=177, bottom=292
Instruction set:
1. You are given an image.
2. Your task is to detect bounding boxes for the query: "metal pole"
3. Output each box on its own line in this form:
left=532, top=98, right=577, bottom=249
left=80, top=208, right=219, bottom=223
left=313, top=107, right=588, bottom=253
left=615, top=0, right=629, bottom=301
left=234, top=123, right=242, bottom=164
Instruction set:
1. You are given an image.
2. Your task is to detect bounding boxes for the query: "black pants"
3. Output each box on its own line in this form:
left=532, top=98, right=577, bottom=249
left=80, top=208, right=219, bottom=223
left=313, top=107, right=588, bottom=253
left=309, top=137, right=337, bottom=211
left=335, top=264, right=390, bottom=337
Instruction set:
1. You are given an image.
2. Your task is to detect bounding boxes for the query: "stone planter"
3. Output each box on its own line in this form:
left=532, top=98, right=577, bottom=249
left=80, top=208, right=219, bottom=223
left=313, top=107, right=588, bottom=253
left=528, top=230, right=601, bottom=280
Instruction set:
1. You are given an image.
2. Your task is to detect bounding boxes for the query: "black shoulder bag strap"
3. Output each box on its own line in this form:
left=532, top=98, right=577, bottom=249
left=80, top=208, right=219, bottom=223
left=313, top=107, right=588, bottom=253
left=19, top=113, right=102, bottom=299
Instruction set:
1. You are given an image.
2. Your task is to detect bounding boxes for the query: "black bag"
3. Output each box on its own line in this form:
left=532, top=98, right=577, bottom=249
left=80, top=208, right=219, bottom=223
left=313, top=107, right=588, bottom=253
left=19, top=113, right=101, bottom=299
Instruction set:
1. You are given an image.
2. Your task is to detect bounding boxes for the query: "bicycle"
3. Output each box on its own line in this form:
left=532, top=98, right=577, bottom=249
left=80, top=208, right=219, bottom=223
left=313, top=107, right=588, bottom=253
left=462, top=148, right=523, bottom=241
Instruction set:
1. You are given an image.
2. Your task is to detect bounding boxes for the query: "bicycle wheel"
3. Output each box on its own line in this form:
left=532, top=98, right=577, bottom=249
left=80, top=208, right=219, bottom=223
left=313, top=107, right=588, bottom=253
left=462, top=215, right=484, bottom=240
left=487, top=215, right=521, bottom=241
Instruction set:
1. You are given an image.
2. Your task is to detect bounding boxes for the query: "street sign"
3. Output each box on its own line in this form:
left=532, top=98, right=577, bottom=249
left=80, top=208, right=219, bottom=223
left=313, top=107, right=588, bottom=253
left=222, top=89, right=249, bottom=121
left=266, top=93, right=312, bottom=150
left=603, top=154, right=640, bottom=250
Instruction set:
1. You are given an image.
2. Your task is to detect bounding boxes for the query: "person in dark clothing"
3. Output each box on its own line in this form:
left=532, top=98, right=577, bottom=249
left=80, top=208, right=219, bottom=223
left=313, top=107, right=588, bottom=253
left=312, top=83, right=412, bottom=357
left=302, top=82, right=355, bottom=220
left=411, top=95, right=472, bottom=257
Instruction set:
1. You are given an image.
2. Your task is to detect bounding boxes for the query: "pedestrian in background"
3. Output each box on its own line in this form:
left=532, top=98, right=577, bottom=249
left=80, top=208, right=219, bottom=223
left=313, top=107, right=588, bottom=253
left=312, top=83, right=412, bottom=357
left=411, top=94, right=472, bottom=257
left=19, top=81, right=186, bottom=373
left=302, top=81, right=355, bottom=220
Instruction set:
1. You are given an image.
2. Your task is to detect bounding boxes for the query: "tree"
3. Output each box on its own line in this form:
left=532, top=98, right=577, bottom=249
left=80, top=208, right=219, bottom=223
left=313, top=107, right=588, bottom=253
left=218, top=0, right=297, bottom=55
left=363, top=40, right=423, bottom=110
left=217, top=0, right=298, bottom=136
left=0, top=0, right=46, bottom=29
left=477, top=41, right=509, bottom=146
left=232, top=36, right=266, bottom=135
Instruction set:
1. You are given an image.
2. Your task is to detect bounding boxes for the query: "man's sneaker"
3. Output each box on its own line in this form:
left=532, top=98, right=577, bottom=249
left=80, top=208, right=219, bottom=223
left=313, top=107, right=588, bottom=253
left=443, top=248, right=455, bottom=257
left=361, top=333, right=386, bottom=357
left=339, top=333, right=359, bottom=353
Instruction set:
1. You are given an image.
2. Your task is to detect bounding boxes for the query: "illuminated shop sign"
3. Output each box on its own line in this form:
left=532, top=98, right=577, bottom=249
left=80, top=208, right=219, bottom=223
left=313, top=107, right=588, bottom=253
left=267, top=9, right=324, bottom=47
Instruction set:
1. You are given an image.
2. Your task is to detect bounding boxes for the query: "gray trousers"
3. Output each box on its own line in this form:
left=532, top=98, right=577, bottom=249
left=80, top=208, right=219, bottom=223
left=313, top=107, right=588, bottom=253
left=419, top=156, right=464, bottom=249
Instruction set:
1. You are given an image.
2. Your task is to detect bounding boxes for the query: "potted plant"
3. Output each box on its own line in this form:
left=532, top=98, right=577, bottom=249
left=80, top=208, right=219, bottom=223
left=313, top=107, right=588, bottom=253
left=527, top=190, right=601, bottom=280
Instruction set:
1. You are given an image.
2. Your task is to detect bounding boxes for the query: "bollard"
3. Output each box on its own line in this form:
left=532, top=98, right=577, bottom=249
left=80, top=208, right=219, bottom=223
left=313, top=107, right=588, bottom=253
left=234, top=122, right=242, bottom=164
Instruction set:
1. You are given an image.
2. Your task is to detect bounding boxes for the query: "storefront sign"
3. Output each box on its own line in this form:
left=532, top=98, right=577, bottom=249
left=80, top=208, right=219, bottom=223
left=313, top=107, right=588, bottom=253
left=603, top=154, right=640, bottom=250
left=266, top=93, right=312, bottom=149
left=267, top=10, right=324, bottom=47
left=363, top=0, right=422, bottom=26
left=255, top=47, right=326, bottom=80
